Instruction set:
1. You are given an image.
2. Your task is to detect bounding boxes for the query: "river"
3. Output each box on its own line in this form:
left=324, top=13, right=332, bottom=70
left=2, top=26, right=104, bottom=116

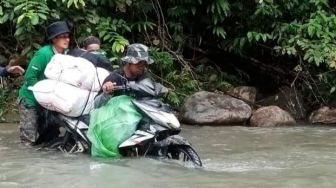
left=1, top=123, right=336, bottom=188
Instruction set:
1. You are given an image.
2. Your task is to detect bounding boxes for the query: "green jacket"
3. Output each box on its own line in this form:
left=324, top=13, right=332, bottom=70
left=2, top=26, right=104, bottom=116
left=19, top=45, right=55, bottom=107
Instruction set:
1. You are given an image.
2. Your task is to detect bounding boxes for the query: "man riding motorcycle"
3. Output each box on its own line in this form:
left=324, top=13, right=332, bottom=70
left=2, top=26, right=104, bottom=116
left=68, top=43, right=155, bottom=138
left=94, top=43, right=154, bottom=108
left=84, top=43, right=167, bottom=157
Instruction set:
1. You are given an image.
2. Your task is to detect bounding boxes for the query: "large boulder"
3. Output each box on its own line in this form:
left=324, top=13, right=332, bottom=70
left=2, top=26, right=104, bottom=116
left=250, top=105, right=296, bottom=127
left=309, top=106, right=336, bottom=124
left=179, top=91, right=252, bottom=125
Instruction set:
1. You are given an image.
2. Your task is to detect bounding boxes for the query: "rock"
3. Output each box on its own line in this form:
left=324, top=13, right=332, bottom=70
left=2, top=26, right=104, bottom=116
left=309, top=106, right=336, bottom=124
left=209, top=74, right=218, bottom=82
left=179, top=91, right=252, bottom=125
left=256, top=86, right=306, bottom=120
left=227, top=86, right=257, bottom=103
left=250, top=105, right=296, bottom=127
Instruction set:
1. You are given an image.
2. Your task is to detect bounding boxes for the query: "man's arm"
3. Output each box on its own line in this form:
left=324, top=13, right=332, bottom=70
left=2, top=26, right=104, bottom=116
left=7, top=65, right=25, bottom=75
left=93, top=92, right=112, bottom=108
left=93, top=72, right=125, bottom=108
left=0, top=65, right=25, bottom=77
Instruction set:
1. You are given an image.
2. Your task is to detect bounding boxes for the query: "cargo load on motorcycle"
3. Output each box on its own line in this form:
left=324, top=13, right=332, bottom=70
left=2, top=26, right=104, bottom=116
left=29, top=52, right=202, bottom=167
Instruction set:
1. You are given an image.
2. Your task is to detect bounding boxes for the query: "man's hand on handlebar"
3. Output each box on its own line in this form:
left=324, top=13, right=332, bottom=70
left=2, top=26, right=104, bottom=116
left=102, top=81, right=117, bottom=93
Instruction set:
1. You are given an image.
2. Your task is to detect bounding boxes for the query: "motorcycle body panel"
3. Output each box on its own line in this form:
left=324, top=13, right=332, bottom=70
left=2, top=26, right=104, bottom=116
left=132, top=100, right=180, bottom=129
left=119, top=130, right=154, bottom=148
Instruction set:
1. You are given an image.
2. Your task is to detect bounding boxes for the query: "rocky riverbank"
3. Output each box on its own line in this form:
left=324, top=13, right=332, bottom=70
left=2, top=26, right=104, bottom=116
left=179, top=86, right=336, bottom=127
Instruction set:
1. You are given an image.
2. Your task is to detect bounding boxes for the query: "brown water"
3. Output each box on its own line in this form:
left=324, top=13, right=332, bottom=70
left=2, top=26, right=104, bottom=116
left=1, top=123, right=336, bottom=188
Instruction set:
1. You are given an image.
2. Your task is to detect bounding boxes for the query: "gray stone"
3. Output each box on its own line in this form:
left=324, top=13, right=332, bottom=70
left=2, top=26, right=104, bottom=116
left=227, top=86, right=257, bottom=103
left=256, top=86, right=306, bottom=120
left=250, top=105, right=296, bottom=127
left=309, top=106, right=336, bottom=124
left=180, top=91, right=252, bottom=125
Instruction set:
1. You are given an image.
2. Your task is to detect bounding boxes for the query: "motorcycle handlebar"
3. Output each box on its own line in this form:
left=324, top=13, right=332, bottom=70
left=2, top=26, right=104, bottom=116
left=113, top=85, right=129, bottom=91
left=107, top=78, right=168, bottom=98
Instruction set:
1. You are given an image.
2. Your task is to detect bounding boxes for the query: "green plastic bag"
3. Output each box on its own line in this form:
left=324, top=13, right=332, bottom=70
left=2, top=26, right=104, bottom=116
left=87, top=95, right=142, bottom=157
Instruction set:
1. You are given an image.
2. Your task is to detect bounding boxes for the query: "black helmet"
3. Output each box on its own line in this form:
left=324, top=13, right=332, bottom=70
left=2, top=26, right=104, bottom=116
left=46, top=21, right=70, bottom=40
left=83, top=36, right=101, bottom=48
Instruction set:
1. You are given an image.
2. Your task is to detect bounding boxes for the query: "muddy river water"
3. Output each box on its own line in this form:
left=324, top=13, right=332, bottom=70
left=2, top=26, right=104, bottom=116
left=1, top=124, right=336, bottom=188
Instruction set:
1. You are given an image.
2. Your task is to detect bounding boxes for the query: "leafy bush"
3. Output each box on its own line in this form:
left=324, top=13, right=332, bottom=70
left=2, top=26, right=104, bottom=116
left=1, top=0, right=336, bottom=109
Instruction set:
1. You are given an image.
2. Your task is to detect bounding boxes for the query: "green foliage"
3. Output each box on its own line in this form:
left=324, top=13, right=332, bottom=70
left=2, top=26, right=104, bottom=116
left=150, top=48, right=192, bottom=106
left=62, top=0, right=86, bottom=8
left=132, top=21, right=155, bottom=33
left=0, top=0, right=48, bottom=57
left=1, top=0, right=336, bottom=108
left=220, top=0, right=336, bottom=107
left=234, top=0, right=336, bottom=69
left=96, top=17, right=130, bottom=55
left=207, top=0, right=230, bottom=38
left=195, top=63, right=243, bottom=92
left=272, top=10, right=336, bottom=67
left=163, top=68, right=199, bottom=106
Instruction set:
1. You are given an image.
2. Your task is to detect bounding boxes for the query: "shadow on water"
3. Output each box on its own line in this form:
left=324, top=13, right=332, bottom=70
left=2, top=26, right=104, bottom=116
left=2, top=123, right=336, bottom=188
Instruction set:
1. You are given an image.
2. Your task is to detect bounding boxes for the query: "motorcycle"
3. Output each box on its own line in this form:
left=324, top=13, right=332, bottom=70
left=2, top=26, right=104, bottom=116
left=48, top=77, right=202, bottom=167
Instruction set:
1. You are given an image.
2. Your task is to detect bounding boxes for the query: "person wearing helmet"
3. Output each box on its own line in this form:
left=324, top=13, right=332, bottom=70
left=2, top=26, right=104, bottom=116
left=82, top=35, right=109, bottom=61
left=83, top=36, right=101, bottom=51
left=94, top=43, right=154, bottom=108
left=18, top=21, right=71, bottom=145
left=67, top=35, right=113, bottom=71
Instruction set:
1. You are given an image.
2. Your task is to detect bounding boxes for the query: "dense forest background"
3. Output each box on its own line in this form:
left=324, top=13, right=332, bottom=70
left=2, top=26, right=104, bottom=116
left=1, top=0, right=336, bottom=120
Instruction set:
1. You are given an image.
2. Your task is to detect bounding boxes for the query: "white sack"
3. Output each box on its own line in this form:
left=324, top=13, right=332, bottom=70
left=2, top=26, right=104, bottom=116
left=29, top=79, right=98, bottom=117
left=45, top=54, right=109, bottom=91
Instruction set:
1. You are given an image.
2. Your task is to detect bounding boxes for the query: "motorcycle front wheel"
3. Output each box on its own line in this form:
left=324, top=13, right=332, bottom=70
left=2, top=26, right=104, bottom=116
left=48, top=137, right=77, bottom=153
left=166, top=145, right=202, bottom=167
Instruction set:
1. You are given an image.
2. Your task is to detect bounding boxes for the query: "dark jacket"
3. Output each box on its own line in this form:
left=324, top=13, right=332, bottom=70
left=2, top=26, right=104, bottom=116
left=0, top=66, right=8, bottom=77
left=67, top=48, right=113, bottom=72
left=94, top=70, right=150, bottom=108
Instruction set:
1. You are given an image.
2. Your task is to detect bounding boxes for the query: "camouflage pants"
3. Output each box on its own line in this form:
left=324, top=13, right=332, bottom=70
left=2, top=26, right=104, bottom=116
left=18, top=99, right=41, bottom=143
left=18, top=99, right=61, bottom=145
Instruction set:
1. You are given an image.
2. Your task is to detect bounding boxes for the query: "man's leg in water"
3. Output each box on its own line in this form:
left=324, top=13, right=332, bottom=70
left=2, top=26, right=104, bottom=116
left=36, top=110, right=60, bottom=144
left=18, top=99, right=39, bottom=145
